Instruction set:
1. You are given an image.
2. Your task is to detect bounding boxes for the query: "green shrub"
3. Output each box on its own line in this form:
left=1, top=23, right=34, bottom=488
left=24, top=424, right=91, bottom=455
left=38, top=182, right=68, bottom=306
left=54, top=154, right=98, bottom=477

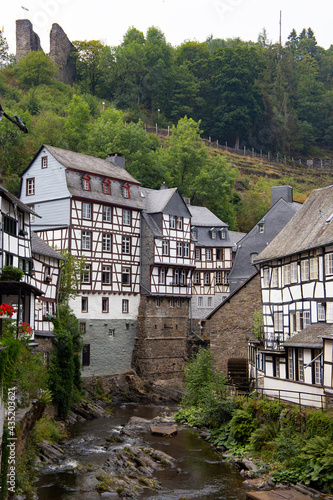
left=272, top=429, right=303, bottom=467
left=35, top=415, right=66, bottom=444
left=250, top=421, right=279, bottom=452
left=271, top=467, right=303, bottom=485
left=229, top=409, right=259, bottom=444
left=305, top=410, right=333, bottom=441
left=0, top=265, right=24, bottom=281
left=300, top=436, right=333, bottom=493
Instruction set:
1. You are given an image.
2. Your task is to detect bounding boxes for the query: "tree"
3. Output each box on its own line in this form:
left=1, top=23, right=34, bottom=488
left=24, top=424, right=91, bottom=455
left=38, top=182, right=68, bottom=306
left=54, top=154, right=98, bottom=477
left=0, top=31, right=12, bottom=66
left=58, top=250, right=86, bottom=304
left=16, top=51, right=57, bottom=87
left=62, top=94, right=91, bottom=151
left=73, top=40, right=105, bottom=94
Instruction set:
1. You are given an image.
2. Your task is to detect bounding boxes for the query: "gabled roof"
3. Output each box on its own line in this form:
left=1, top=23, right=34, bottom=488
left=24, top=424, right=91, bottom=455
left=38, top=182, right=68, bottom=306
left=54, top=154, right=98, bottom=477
left=255, top=184, right=333, bottom=263
left=141, top=212, right=163, bottom=238
left=0, top=185, right=39, bottom=217
left=188, top=205, right=227, bottom=228
left=140, top=187, right=191, bottom=218
left=31, top=232, right=65, bottom=260
left=283, top=323, right=333, bottom=348
left=22, top=145, right=140, bottom=185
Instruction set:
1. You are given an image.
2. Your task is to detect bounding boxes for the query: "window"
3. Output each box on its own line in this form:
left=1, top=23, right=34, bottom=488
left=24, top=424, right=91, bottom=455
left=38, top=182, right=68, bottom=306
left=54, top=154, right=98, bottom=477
left=184, top=243, right=190, bottom=258
left=103, top=179, right=111, bottom=194
left=82, top=175, right=91, bottom=191
left=204, top=272, right=210, bottom=285
left=82, top=297, right=88, bottom=312
left=156, top=298, right=160, bottom=307
left=170, top=215, right=176, bottom=229
left=82, top=264, right=91, bottom=284
left=263, top=267, right=270, bottom=287
left=220, top=229, right=226, bottom=240
left=274, top=311, right=283, bottom=332
left=26, top=178, right=35, bottom=196
left=314, top=349, right=322, bottom=385
left=216, top=271, right=222, bottom=284
left=206, top=249, right=212, bottom=260
left=123, top=183, right=130, bottom=198
left=82, top=202, right=91, bottom=219
left=41, top=156, right=48, bottom=168
left=102, top=297, right=109, bottom=312
left=5, top=254, right=13, bottom=266
left=82, top=231, right=91, bottom=250
left=170, top=298, right=174, bottom=308
left=180, top=269, right=187, bottom=286
left=272, top=268, right=279, bottom=287
left=288, top=349, right=293, bottom=380
left=291, top=262, right=298, bottom=283
left=159, top=267, right=166, bottom=284
left=258, top=223, right=264, bottom=233
left=310, top=257, right=318, bottom=279
left=318, top=302, right=326, bottom=321
left=109, top=329, right=115, bottom=338
left=291, top=310, right=311, bottom=332
left=217, top=249, right=224, bottom=260
left=82, top=344, right=90, bottom=366
left=207, top=296, right=212, bottom=307
left=284, top=264, right=291, bottom=285
left=122, top=267, right=131, bottom=286
left=176, top=242, right=183, bottom=257
left=223, top=272, right=229, bottom=285
left=3, top=216, right=17, bottom=236
left=176, top=217, right=183, bottom=230
left=211, top=230, right=216, bottom=240
left=198, top=296, right=204, bottom=307
left=103, top=233, right=112, bottom=252
left=195, top=248, right=201, bottom=260
left=123, top=209, right=131, bottom=225
left=103, top=206, right=112, bottom=222
left=102, top=265, right=111, bottom=284
left=327, top=302, right=333, bottom=322
left=162, top=240, right=169, bottom=256
left=298, top=349, right=304, bottom=382
left=80, top=322, right=86, bottom=333
left=122, top=236, right=131, bottom=254
left=173, top=269, right=180, bottom=285
left=301, top=260, right=309, bottom=281
left=325, top=253, right=333, bottom=275
left=194, top=271, right=200, bottom=284
left=122, top=299, right=129, bottom=313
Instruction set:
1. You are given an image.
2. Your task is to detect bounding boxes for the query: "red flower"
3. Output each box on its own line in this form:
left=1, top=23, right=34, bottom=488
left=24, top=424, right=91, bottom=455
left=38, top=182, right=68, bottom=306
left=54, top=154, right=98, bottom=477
left=0, top=304, right=17, bottom=317
left=19, top=322, right=33, bottom=336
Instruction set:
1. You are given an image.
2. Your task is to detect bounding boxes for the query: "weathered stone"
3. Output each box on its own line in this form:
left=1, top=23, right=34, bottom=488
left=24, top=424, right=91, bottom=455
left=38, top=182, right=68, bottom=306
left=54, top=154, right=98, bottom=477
left=49, top=23, right=76, bottom=85
left=16, top=19, right=42, bottom=60
left=150, top=425, right=177, bottom=437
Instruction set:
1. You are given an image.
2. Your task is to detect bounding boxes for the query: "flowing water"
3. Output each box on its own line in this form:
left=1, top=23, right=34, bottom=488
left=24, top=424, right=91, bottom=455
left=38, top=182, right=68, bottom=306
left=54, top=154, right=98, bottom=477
left=37, top=404, right=248, bottom=500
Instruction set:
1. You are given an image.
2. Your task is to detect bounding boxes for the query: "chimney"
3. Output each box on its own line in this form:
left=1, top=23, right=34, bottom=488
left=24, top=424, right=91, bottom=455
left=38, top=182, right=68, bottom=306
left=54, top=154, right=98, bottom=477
left=160, top=182, right=168, bottom=190
left=183, top=197, right=191, bottom=205
left=271, top=185, right=293, bottom=207
left=106, top=153, right=125, bottom=169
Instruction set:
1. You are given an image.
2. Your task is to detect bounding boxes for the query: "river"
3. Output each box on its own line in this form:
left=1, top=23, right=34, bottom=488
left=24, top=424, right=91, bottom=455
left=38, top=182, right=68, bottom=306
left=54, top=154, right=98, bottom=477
left=36, top=404, right=248, bottom=499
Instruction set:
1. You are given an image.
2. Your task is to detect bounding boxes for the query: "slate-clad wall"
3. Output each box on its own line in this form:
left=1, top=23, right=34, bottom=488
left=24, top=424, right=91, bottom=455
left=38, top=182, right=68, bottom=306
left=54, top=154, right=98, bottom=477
left=81, top=319, right=137, bottom=378
left=208, top=273, right=262, bottom=376
left=134, top=296, right=190, bottom=380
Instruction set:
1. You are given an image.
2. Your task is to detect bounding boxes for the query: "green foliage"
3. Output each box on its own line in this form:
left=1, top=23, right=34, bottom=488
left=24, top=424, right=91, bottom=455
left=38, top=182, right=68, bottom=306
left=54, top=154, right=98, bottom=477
left=305, top=409, right=333, bottom=440
left=35, top=415, right=67, bottom=444
left=300, top=436, right=333, bottom=492
left=0, top=427, right=9, bottom=499
left=271, top=467, right=303, bottom=485
left=0, top=265, right=24, bottom=281
left=16, top=51, right=57, bottom=87
left=62, top=94, right=91, bottom=151
left=250, top=421, right=279, bottom=452
left=253, top=310, right=263, bottom=339
left=229, top=408, right=259, bottom=444
left=58, top=250, right=86, bottom=304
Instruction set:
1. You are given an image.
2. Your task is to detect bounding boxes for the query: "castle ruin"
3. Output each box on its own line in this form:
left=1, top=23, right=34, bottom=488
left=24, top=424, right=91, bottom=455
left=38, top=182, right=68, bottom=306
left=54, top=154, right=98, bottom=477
left=16, top=19, right=75, bottom=85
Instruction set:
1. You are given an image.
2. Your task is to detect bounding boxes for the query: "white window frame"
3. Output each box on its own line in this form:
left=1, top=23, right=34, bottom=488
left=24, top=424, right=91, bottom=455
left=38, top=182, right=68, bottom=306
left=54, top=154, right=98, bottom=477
left=122, top=236, right=131, bottom=254
left=184, top=243, right=190, bottom=258
left=206, top=249, right=212, bottom=260
left=298, top=348, right=304, bottom=382
left=103, top=233, right=111, bottom=252
left=170, top=215, right=176, bottom=229
left=263, top=267, right=270, bottom=287
left=284, top=264, right=291, bottom=285
left=103, top=206, right=112, bottom=222
left=325, top=253, right=333, bottom=275
left=301, top=260, right=309, bottom=281
left=194, top=271, right=200, bottom=284
left=176, top=217, right=183, bottom=230
left=310, top=257, right=318, bottom=279
left=123, top=209, right=131, bottom=225
left=159, top=267, right=166, bottom=284
left=274, top=311, right=283, bottom=332
left=82, top=202, right=91, bottom=219
left=290, top=262, right=298, bottom=283
left=318, top=302, right=325, bottom=321
left=176, top=242, right=183, bottom=257
left=204, top=272, right=210, bottom=285
left=102, top=265, right=111, bottom=284
left=271, top=268, right=278, bottom=287
left=82, top=231, right=91, bottom=250
left=198, top=296, right=203, bottom=307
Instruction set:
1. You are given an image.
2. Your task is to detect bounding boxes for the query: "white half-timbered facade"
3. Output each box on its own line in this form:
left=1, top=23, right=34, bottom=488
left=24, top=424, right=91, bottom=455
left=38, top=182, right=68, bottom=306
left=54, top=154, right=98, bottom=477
left=251, top=185, right=333, bottom=406
left=20, top=145, right=144, bottom=378
left=188, top=205, right=233, bottom=324
left=0, top=185, right=42, bottom=340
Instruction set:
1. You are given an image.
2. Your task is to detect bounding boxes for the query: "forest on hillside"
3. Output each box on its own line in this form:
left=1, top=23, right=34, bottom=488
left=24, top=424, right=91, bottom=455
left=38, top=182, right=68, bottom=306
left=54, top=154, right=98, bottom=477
left=0, top=26, right=332, bottom=232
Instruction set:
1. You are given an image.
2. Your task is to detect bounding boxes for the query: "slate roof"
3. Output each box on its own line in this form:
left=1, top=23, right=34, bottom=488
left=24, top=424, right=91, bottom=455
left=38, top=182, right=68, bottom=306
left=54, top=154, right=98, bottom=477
left=255, top=184, right=333, bottom=263
left=0, top=185, right=39, bottom=217
left=283, top=323, right=333, bottom=348
left=188, top=205, right=228, bottom=227
left=31, top=232, right=64, bottom=260
left=43, top=145, right=140, bottom=184
left=140, top=187, right=177, bottom=213
left=141, top=212, right=163, bottom=238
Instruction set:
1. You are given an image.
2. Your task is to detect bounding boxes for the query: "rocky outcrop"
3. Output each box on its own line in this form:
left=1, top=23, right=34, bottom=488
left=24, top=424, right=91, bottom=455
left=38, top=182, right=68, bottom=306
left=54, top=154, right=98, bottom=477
left=49, top=23, right=76, bottom=85
left=16, top=19, right=42, bottom=61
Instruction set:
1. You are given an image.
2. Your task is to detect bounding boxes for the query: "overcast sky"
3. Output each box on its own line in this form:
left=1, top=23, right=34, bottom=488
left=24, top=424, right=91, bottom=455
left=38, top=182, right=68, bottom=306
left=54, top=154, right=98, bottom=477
left=3, top=0, right=333, bottom=54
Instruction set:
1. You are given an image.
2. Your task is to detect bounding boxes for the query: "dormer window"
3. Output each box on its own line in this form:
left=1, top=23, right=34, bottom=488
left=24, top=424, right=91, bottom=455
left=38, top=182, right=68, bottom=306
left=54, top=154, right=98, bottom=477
left=123, top=183, right=130, bottom=199
left=103, top=179, right=111, bottom=195
left=258, top=223, right=264, bottom=233
left=211, top=229, right=216, bottom=240
left=220, top=229, right=226, bottom=240
left=83, top=175, right=91, bottom=191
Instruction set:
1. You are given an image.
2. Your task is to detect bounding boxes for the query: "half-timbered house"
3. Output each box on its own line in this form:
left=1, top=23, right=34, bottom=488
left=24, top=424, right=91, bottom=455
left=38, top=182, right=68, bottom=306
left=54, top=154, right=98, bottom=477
left=0, top=185, right=42, bottom=339
left=188, top=204, right=241, bottom=336
left=20, top=145, right=144, bottom=378
left=133, top=185, right=195, bottom=380
left=252, top=184, right=333, bottom=407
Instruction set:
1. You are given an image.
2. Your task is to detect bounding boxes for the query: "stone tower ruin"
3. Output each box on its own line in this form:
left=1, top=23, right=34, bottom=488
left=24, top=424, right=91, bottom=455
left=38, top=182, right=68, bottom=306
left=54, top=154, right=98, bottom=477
left=15, top=20, right=75, bottom=85
left=16, top=19, right=42, bottom=61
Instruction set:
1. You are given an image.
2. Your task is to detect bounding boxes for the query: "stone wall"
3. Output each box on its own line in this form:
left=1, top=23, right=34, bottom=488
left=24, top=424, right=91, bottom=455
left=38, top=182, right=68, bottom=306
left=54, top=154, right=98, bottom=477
left=16, top=19, right=42, bottom=61
left=133, top=296, right=191, bottom=381
left=207, top=272, right=262, bottom=377
left=49, top=23, right=76, bottom=85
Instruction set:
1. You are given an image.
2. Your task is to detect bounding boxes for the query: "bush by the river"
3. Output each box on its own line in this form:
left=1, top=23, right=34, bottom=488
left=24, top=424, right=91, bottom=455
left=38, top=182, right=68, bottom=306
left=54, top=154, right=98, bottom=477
left=175, top=348, right=333, bottom=493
